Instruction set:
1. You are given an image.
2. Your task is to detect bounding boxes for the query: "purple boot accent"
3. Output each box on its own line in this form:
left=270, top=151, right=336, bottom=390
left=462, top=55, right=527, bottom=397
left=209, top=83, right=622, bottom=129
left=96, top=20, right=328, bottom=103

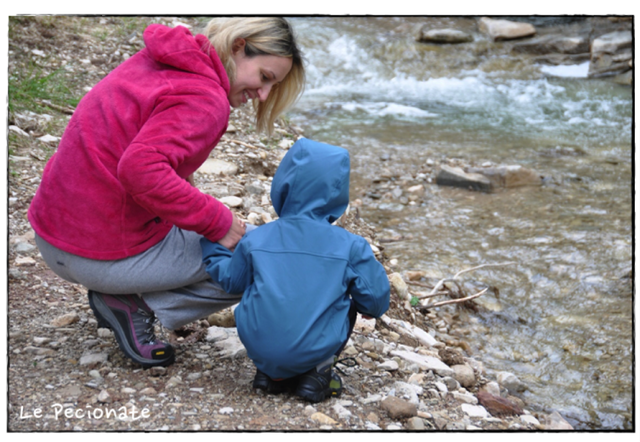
left=88, top=290, right=175, bottom=368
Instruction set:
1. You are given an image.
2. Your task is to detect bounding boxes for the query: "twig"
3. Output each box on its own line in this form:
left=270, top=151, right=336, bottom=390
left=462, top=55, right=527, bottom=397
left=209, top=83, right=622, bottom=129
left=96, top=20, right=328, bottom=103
left=37, top=99, right=75, bottom=115
left=452, top=262, right=517, bottom=279
left=427, top=261, right=516, bottom=297
left=228, top=139, right=259, bottom=149
left=411, top=290, right=449, bottom=299
left=420, top=288, right=488, bottom=310
left=406, top=280, right=432, bottom=288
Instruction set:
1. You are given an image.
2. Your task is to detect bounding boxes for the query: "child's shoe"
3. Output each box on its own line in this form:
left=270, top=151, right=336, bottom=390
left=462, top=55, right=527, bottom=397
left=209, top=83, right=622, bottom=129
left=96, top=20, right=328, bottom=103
left=294, top=359, right=343, bottom=403
left=88, top=290, right=175, bottom=368
left=252, top=369, right=291, bottom=394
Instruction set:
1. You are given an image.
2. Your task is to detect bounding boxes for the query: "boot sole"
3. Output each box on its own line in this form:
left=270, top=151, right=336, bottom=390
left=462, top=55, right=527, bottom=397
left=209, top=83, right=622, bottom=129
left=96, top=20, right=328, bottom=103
left=88, top=292, right=175, bottom=368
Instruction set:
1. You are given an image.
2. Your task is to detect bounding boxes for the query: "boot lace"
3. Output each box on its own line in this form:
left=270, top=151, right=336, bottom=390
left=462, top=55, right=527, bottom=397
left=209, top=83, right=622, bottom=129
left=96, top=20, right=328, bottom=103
left=333, top=357, right=358, bottom=376
left=133, top=308, right=158, bottom=345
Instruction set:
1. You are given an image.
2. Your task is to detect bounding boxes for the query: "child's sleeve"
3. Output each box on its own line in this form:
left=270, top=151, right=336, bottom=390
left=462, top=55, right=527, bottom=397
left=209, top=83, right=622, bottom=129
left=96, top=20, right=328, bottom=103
left=346, top=238, right=391, bottom=318
left=200, top=238, right=253, bottom=295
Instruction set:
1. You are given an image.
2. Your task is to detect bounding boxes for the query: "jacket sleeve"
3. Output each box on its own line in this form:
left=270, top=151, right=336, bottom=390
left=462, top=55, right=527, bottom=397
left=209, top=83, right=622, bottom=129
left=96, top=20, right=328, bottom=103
left=117, top=88, right=233, bottom=243
left=346, top=238, right=390, bottom=318
left=201, top=237, right=253, bottom=295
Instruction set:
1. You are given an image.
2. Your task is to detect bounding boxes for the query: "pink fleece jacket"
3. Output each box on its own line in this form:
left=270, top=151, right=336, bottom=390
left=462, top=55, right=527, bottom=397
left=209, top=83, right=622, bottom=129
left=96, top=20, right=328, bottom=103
left=28, top=24, right=234, bottom=260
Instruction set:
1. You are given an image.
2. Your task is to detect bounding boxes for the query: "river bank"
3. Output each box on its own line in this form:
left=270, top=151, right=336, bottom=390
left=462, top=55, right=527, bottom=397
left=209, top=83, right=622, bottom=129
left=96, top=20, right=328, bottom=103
left=8, top=100, right=569, bottom=431
left=6, top=15, right=632, bottom=432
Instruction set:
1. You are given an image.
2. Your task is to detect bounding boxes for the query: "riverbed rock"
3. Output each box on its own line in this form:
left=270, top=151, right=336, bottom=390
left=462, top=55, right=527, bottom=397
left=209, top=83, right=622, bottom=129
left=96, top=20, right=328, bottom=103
left=466, top=165, right=542, bottom=188
left=417, top=27, right=473, bottom=44
left=478, top=17, right=536, bottom=41
left=544, top=411, right=574, bottom=430
left=511, top=34, right=589, bottom=55
left=589, top=31, right=633, bottom=78
left=477, top=391, right=524, bottom=416
left=497, top=371, right=526, bottom=393
left=435, top=165, right=493, bottom=192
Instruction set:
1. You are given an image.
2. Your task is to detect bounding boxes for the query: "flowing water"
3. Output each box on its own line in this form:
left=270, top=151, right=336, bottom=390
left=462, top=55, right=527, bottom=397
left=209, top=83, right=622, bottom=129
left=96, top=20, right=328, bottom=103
left=286, top=17, right=634, bottom=430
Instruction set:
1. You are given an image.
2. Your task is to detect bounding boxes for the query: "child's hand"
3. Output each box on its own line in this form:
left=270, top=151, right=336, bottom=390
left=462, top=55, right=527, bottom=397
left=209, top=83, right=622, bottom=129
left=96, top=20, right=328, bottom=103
left=218, top=215, right=246, bottom=251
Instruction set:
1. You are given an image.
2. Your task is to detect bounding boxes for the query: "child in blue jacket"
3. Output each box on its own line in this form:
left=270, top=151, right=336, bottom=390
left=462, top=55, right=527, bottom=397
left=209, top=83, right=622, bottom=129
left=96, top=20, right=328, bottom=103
left=201, top=138, right=390, bottom=403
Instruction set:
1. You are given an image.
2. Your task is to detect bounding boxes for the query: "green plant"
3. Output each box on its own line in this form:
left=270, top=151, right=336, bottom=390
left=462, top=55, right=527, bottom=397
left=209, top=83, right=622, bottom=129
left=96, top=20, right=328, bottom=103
left=8, top=63, right=80, bottom=114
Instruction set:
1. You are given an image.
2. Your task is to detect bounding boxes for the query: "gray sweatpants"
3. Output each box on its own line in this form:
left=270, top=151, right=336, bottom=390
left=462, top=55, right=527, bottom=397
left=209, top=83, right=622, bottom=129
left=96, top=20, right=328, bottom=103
left=35, top=226, right=246, bottom=330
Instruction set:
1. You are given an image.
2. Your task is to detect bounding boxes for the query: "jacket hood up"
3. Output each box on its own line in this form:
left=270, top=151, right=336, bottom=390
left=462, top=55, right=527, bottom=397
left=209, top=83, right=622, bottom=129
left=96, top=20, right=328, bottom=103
left=143, top=24, right=230, bottom=94
left=270, top=138, right=350, bottom=224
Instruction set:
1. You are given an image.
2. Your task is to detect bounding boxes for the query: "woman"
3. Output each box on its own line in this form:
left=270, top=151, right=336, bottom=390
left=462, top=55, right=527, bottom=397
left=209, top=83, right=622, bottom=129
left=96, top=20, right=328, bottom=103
left=28, top=17, right=305, bottom=368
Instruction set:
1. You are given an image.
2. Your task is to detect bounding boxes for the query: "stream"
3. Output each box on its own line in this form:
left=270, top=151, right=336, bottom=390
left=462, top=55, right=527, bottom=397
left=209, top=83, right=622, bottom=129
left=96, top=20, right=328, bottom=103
left=286, top=16, right=634, bottom=430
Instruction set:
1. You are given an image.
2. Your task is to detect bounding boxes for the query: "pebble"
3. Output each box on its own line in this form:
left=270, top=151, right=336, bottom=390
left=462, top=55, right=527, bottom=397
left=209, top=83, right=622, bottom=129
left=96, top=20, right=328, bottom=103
left=406, top=416, right=426, bottom=430
left=377, top=360, right=399, bottom=371
left=380, top=396, right=417, bottom=419
left=452, top=364, right=476, bottom=387
left=97, top=389, right=111, bottom=403
left=79, top=353, right=108, bottom=366
left=219, top=196, right=243, bottom=207
left=332, top=403, right=352, bottom=420
left=450, top=391, right=478, bottom=404
left=461, top=403, right=489, bottom=418
left=310, top=412, right=337, bottom=425
left=51, top=312, right=80, bottom=327
left=497, top=371, right=526, bottom=393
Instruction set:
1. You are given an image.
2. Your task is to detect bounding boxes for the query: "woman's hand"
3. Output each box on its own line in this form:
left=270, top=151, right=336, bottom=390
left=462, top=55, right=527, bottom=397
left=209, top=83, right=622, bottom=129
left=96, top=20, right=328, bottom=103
left=218, top=214, right=246, bottom=251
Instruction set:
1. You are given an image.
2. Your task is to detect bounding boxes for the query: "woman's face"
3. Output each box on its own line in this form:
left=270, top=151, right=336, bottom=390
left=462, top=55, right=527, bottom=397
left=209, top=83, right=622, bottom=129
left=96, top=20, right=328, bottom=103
left=228, top=39, right=293, bottom=108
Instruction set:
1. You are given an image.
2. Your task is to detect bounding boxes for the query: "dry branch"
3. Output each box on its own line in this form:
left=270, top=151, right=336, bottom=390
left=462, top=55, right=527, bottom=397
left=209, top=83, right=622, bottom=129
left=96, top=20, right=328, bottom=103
left=229, top=139, right=259, bottom=149
left=417, top=261, right=516, bottom=309
left=420, top=288, right=488, bottom=310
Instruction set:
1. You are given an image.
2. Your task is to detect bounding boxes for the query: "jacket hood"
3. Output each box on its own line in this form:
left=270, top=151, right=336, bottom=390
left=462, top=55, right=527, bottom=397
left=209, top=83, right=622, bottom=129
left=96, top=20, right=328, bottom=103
left=271, top=138, right=350, bottom=223
left=143, top=24, right=230, bottom=94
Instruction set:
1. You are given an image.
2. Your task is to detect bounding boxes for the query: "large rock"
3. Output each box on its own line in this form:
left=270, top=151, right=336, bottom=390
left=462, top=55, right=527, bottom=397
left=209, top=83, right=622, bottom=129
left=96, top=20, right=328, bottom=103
left=478, top=17, right=536, bottom=41
left=512, top=34, right=589, bottom=55
left=591, top=30, right=632, bottom=55
left=589, top=31, right=633, bottom=78
left=466, top=165, right=542, bottom=188
left=435, top=165, right=492, bottom=192
left=417, top=28, right=473, bottom=44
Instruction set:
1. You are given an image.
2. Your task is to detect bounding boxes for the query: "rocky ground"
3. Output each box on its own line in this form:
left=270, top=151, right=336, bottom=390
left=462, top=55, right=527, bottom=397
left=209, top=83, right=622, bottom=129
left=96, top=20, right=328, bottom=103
left=7, top=16, right=578, bottom=432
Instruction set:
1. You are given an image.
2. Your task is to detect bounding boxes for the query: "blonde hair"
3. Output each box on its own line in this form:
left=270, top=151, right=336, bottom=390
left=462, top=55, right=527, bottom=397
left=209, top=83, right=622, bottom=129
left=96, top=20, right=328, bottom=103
left=202, top=17, right=305, bottom=136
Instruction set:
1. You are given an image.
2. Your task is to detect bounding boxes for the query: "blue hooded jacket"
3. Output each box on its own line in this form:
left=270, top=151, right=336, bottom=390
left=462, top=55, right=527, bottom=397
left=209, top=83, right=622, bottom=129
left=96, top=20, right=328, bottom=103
left=201, top=138, right=390, bottom=379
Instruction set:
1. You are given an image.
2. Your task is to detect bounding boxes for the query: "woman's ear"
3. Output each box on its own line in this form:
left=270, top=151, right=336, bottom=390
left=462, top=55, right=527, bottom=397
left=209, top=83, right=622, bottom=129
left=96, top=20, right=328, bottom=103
left=232, top=38, right=246, bottom=55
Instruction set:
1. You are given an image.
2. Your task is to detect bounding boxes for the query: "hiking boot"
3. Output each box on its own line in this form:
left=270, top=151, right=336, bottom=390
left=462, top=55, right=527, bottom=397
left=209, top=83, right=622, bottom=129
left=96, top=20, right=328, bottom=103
left=88, top=290, right=175, bottom=368
left=252, top=369, right=292, bottom=394
left=294, top=361, right=343, bottom=403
